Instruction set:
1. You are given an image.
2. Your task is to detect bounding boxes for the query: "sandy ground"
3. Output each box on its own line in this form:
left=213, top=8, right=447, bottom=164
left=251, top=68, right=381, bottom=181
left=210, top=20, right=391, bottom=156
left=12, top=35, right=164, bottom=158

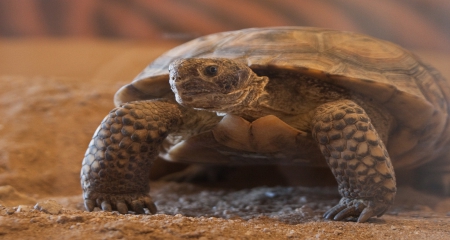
left=1, top=39, right=450, bottom=239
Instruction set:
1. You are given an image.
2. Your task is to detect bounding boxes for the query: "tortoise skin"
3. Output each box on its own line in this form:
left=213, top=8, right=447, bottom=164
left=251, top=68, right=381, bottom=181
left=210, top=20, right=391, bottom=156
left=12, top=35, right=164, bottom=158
left=313, top=100, right=396, bottom=222
left=81, top=27, right=450, bottom=222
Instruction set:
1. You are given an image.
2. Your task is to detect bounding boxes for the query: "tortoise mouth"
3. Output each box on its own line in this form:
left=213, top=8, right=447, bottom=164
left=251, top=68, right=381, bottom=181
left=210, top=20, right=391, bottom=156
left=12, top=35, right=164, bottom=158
left=177, top=79, right=218, bottom=96
left=174, top=86, right=242, bottom=111
left=175, top=94, right=218, bottom=110
left=171, top=77, right=226, bottom=107
left=177, top=86, right=214, bottom=97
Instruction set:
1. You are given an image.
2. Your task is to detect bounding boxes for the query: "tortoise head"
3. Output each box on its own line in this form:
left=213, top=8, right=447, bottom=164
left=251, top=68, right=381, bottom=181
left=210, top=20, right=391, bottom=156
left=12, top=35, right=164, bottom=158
left=169, top=58, right=267, bottom=112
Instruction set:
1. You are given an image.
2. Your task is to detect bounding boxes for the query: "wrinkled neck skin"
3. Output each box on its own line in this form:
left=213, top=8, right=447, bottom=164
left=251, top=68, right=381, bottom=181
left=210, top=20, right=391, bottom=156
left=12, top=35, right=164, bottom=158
left=214, top=73, right=269, bottom=118
left=213, top=71, right=351, bottom=130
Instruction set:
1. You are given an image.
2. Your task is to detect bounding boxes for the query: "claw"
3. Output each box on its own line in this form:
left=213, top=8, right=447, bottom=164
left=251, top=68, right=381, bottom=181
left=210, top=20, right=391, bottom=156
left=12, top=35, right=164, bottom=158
left=357, top=208, right=374, bottom=223
left=323, top=197, right=389, bottom=222
left=334, top=206, right=356, bottom=221
left=101, top=201, right=112, bottom=212
left=83, top=192, right=157, bottom=215
left=323, top=204, right=346, bottom=219
left=144, top=196, right=157, bottom=214
left=132, top=200, right=144, bottom=214
left=85, top=199, right=95, bottom=212
left=116, top=201, right=128, bottom=214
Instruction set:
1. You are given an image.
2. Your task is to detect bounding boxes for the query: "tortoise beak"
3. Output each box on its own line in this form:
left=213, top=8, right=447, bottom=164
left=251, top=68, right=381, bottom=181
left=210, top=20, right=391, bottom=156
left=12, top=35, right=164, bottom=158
left=169, top=59, right=207, bottom=106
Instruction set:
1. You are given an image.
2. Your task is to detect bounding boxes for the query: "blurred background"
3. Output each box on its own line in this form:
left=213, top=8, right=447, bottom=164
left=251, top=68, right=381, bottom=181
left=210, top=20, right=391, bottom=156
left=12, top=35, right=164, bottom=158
left=1, top=0, right=450, bottom=52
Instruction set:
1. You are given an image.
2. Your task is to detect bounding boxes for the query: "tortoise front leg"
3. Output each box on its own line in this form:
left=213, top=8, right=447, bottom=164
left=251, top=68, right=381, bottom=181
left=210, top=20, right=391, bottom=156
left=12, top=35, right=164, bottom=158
left=312, top=100, right=396, bottom=222
left=81, top=100, right=183, bottom=214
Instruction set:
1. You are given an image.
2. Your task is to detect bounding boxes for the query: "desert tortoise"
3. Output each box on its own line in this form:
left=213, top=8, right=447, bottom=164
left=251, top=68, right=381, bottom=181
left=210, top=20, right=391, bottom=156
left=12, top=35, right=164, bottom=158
left=81, top=27, right=450, bottom=223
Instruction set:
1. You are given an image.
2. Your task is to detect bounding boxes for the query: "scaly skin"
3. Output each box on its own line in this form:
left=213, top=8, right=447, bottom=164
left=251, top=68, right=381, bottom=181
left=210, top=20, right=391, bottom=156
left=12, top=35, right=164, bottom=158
left=312, top=100, right=396, bottom=222
left=81, top=100, right=183, bottom=214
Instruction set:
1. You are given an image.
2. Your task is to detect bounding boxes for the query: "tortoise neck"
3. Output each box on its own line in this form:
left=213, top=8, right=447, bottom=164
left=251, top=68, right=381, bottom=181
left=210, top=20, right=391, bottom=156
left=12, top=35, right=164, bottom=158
left=219, top=75, right=269, bottom=120
left=243, top=75, right=270, bottom=108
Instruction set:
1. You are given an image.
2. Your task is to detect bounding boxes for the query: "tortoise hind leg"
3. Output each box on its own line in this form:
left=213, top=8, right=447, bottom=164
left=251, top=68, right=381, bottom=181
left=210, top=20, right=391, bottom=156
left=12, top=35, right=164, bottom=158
left=311, top=100, right=397, bottom=222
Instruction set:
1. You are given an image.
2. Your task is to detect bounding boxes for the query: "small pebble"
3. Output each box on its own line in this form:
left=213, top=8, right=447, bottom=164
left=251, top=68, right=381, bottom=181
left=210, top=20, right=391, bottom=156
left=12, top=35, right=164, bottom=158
left=286, top=230, right=296, bottom=237
left=295, top=205, right=314, bottom=217
left=265, top=191, right=277, bottom=198
left=6, top=208, right=15, bottom=215
left=57, top=215, right=69, bottom=224
left=16, top=205, right=33, bottom=212
left=34, top=199, right=63, bottom=215
left=299, top=196, right=307, bottom=203
left=54, top=215, right=84, bottom=224
left=70, top=215, right=84, bottom=222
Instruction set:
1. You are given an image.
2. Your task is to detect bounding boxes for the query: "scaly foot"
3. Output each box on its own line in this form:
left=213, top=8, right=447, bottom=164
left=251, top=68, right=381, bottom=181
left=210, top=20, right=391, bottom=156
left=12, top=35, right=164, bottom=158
left=84, top=191, right=157, bottom=214
left=324, top=197, right=389, bottom=223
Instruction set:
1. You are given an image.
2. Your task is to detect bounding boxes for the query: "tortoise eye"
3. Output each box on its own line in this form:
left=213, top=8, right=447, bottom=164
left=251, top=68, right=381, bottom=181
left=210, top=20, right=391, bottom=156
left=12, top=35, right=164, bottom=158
left=204, top=65, right=219, bottom=76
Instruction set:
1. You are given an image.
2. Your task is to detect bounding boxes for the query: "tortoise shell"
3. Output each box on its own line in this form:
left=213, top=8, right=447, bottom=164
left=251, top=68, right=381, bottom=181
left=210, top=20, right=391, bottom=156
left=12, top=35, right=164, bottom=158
left=115, top=26, right=450, bottom=170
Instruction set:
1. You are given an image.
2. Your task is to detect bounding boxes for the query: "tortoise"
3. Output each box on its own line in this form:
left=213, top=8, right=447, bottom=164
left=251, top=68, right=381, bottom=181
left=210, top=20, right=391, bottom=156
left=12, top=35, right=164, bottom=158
left=81, top=27, right=450, bottom=223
